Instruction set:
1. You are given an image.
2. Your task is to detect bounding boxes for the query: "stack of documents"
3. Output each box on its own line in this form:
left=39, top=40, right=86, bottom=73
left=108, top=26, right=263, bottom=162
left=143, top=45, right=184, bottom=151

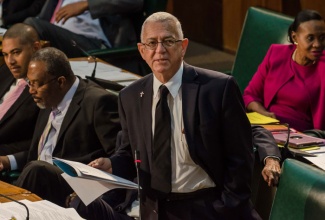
left=0, top=199, right=84, bottom=220
left=69, top=61, right=141, bottom=87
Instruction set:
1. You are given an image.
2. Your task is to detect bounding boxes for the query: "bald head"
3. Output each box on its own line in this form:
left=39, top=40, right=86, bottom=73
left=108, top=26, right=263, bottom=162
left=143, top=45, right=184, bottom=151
left=3, top=23, right=39, bottom=46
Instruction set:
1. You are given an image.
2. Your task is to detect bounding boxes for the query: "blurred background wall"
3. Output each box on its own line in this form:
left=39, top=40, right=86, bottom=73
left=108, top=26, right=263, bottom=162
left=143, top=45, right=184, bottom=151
left=167, top=0, right=325, bottom=53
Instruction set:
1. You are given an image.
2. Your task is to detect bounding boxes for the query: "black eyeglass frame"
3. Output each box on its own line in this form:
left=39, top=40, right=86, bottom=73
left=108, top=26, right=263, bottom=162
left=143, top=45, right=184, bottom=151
left=26, top=76, right=61, bottom=90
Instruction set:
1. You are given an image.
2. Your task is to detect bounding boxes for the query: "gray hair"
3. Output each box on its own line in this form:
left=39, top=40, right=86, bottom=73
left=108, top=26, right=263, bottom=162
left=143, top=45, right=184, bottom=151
left=140, top=12, right=184, bottom=42
left=3, top=23, right=39, bottom=46
left=30, top=47, right=74, bottom=79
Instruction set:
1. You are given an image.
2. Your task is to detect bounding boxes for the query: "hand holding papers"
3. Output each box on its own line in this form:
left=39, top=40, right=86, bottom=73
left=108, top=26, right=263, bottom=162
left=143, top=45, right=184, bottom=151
left=53, top=158, right=138, bottom=206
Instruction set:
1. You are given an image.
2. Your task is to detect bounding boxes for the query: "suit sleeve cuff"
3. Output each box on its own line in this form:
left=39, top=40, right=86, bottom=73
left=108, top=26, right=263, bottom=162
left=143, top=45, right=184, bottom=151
left=263, top=156, right=281, bottom=165
left=7, top=155, right=18, bottom=170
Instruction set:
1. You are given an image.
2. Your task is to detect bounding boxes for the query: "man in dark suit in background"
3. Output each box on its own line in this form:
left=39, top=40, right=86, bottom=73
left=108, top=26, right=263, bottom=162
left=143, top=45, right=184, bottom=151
left=24, top=0, right=143, bottom=57
left=0, top=47, right=121, bottom=207
left=0, top=23, right=40, bottom=156
left=80, top=12, right=261, bottom=220
left=0, top=0, right=45, bottom=28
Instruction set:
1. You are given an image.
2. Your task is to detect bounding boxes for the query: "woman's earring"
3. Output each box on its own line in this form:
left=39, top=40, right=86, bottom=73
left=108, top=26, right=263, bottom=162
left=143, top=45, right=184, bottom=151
left=294, top=41, right=298, bottom=45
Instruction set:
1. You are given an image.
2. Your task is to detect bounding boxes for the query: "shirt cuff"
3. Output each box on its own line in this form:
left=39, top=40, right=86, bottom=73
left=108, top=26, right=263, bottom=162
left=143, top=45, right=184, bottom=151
left=7, top=155, right=18, bottom=170
left=263, top=156, right=281, bottom=165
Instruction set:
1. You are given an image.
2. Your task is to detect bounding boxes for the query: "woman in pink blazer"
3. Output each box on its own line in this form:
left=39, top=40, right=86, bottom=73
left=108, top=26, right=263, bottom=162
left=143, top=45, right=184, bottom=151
left=243, top=10, right=325, bottom=131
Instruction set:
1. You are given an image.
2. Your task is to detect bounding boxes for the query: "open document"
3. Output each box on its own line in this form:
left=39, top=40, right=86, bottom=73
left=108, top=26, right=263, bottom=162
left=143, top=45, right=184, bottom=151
left=69, top=61, right=141, bottom=85
left=0, top=199, right=84, bottom=220
left=53, top=158, right=138, bottom=206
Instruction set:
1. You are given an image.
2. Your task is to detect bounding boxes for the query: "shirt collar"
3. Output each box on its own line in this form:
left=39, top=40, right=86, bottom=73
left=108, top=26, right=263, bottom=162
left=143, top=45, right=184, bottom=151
left=153, top=62, right=183, bottom=99
left=54, top=77, right=79, bottom=113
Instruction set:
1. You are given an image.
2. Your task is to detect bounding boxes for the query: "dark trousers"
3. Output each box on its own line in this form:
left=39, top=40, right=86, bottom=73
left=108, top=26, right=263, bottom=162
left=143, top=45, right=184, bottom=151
left=15, top=160, right=73, bottom=207
left=71, top=195, right=133, bottom=220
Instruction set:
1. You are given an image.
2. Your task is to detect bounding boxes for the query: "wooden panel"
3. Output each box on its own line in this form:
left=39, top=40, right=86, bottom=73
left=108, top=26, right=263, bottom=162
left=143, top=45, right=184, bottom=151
left=222, top=0, right=283, bottom=52
left=0, top=180, right=28, bottom=195
left=173, top=0, right=223, bottom=48
left=300, top=0, right=325, bottom=18
left=0, top=180, right=42, bottom=202
left=170, top=0, right=325, bottom=53
left=0, top=193, right=42, bottom=203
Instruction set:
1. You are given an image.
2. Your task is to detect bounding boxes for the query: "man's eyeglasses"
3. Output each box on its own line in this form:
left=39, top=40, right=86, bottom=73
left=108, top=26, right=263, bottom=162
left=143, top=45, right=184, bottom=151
left=141, top=39, right=182, bottom=50
left=26, top=77, right=59, bottom=90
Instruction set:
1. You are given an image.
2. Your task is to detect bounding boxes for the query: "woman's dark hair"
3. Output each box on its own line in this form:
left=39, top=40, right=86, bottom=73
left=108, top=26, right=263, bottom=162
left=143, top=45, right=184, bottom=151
left=288, top=10, right=324, bottom=43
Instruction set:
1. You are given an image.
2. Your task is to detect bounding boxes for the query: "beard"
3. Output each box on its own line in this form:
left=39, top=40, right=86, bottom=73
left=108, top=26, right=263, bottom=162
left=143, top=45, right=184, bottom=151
left=36, top=102, right=46, bottom=109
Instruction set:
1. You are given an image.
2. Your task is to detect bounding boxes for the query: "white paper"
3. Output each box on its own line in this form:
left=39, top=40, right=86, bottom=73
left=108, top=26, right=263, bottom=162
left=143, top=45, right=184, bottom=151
left=69, top=61, right=140, bottom=82
left=304, top=153, right=325, bottom=170
left=0, top=199, right=84, bottom=220
left=62, top=173, right=120, bottom=206
left=53, top=158, right=137, bottom=188
left=53, top=158, right=138, bottom=206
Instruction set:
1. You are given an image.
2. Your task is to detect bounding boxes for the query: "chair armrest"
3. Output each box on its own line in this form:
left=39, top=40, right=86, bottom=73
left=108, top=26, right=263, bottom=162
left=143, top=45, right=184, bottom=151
left=1, top=170, right=21, bottom=184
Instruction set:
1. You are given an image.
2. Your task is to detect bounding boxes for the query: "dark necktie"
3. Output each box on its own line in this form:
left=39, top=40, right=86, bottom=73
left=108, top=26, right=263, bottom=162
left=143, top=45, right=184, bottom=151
left=151, top=85, right=172, bottom=194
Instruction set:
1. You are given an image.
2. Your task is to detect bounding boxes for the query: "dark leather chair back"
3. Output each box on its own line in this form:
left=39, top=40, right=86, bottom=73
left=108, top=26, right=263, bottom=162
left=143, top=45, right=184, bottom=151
left=270, top=159, right=325, bottom=220
left=231, top=7, right=293, bottom=92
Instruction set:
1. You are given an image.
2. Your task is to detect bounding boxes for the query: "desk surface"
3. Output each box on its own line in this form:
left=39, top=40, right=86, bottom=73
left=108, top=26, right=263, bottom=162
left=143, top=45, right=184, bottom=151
left=0, top=180, right=42, bottom=202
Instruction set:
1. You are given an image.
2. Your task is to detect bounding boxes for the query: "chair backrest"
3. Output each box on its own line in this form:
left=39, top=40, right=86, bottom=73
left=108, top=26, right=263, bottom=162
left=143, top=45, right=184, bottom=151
left=269, top=159, right=325, bottom=220
left=231, top=7, right=294, bottom=92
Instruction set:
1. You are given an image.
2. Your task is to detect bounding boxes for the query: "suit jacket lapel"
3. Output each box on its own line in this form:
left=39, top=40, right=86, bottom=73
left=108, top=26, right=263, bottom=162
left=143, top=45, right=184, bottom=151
left=139, top=75, right=154, bottom=164
left=56, top=79, right=84, bottom=144
left=0, top=87, right=30, bottom=122
left=182, top=63, right=200, bottom=163
left=0, top=65, right=14, bottom=97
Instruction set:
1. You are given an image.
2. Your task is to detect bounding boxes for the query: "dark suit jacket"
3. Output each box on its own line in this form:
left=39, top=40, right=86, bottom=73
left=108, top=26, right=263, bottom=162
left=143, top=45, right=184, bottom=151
left=13, top=78, right=121, bottom=169
left=88, top=0, right=143, bottom=47
left=0, top=64, right=39, bottom=155
left=111, top=63, right=256, bottom=219
left=2, top=0, right=46, bottom=27
left=252, top=125, right=281, bottom=163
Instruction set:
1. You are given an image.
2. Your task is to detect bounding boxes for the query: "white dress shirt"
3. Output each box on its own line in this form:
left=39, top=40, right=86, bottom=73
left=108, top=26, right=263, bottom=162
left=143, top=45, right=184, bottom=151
left=152, top=62, right=215, bottom=193
left=54, top=0, right=111, bottom=47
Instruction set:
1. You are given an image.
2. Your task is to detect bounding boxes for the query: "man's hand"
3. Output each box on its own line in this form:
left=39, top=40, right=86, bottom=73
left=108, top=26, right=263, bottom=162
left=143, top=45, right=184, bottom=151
left=0, top=156, right=10, bottom=171
left=262, top=157, right=281, bottom=187
left=55, top=1, right=89, bottom=24
left=88, top=157, right=112, bottom=173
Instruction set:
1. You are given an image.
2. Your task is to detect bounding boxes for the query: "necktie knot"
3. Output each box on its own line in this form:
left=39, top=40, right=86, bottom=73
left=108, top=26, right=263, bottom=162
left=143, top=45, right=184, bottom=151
left=159, top=85, right=169, bottom=99
left=52, top=108, right=61, bottom=117
left=17, top=79, right=27, bottom=87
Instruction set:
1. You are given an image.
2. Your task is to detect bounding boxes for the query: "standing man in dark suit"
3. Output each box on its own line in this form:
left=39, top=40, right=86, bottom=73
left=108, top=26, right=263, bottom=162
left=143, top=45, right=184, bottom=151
left=0, top=47, right=121, bottom=207
left=79, top=12, right=261, bottom=219
left=0, top=23, right=41, bottom=156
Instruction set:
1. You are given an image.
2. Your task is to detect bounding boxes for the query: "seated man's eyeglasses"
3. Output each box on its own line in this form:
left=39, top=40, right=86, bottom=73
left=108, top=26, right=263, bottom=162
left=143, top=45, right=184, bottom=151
left=26, top=77, right=59, bottom=90
left=142, top=38, right=183, bottom=50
